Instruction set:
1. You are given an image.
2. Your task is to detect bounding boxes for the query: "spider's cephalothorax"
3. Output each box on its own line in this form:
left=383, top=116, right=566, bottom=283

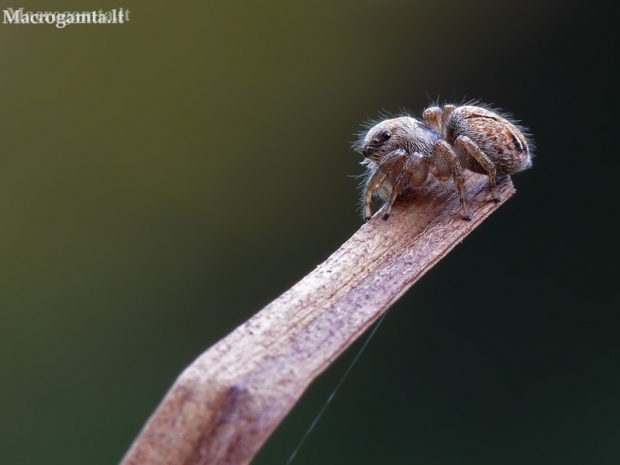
left=356, top=104, right=532, bottom=221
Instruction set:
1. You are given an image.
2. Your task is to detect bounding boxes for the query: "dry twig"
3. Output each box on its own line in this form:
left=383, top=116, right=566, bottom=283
left=120, top=172, right=515, bottom=465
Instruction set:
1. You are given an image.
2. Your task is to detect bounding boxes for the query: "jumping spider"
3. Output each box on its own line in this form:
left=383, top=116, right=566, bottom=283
left=356, top=103, right=532, bottom=221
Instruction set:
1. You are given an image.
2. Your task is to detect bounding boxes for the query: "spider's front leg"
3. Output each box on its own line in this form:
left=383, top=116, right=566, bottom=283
left=382, top=152, right=428, bottom=220
left=363, top=167, right=387, bottom=221
left=363, top=149, right=406, bottom=221
left=429, top=140, right=472, bottom=220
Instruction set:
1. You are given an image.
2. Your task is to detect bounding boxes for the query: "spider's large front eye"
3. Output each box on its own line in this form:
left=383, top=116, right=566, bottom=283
left=380, top=130, right=391, bottom=141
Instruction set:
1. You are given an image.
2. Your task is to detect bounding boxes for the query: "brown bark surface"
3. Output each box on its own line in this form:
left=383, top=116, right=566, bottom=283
left=121, top=173, right=515, bottom=465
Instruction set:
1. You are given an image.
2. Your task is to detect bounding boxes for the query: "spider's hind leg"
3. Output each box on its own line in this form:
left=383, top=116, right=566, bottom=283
left=454, top=135, right=500, bottom=203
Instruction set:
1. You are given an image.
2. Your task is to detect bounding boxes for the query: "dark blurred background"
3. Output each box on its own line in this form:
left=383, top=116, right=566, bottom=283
left=1, top=1, right=618, bottom=464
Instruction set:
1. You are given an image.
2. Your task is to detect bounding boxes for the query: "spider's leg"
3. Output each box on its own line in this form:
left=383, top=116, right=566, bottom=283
left=363, top=167, right=387, bottom=222
left=381, top=153, right=426, bottom=220
left=422, top=106, right=443, bottom=134
left=432, top=140, right=472, bottom=220
left=454, top=135, right=500, bottom=202
left=365, top=150, right=407, bottom=221
left=422, top=105, right=455, bottom=138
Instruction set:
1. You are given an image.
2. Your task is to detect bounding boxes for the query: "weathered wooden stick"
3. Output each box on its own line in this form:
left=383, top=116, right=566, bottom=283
left=120, top=173, right=515, bottom=465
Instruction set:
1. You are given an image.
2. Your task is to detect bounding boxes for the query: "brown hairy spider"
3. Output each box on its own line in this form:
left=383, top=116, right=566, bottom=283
left=356, top=103, right=533, bottom=221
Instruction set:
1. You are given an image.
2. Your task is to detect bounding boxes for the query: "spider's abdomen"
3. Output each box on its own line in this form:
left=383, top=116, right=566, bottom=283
left=446, top=106, right=532, bottom=175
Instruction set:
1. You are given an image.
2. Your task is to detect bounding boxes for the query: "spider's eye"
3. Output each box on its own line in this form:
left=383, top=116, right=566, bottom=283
left=380, top=130, right=391, bottom=141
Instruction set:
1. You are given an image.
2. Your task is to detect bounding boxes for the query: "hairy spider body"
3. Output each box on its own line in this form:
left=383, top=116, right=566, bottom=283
left=357, top=104, right=532, bottom=221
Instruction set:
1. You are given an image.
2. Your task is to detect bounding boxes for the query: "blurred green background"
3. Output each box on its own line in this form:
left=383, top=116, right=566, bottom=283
left=1, top=1, right=619, bottom=464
